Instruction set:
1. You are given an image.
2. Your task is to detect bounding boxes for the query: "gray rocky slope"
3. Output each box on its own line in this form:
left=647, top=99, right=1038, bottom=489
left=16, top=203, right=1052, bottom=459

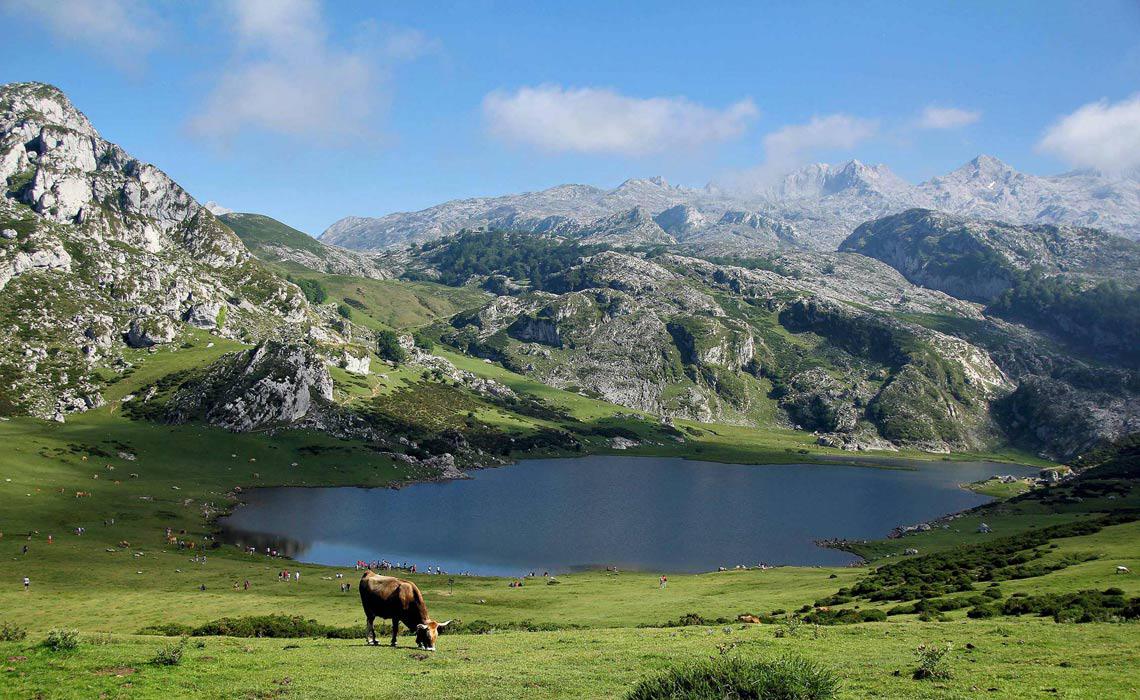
left=321, top=157, right=1140, bottom=252
left=398, top=216, right=1138, bottom=458
left=0, top=82, right=368, bottom=418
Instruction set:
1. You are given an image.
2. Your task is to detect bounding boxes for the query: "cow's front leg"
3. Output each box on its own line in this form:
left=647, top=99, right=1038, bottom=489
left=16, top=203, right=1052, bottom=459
left=390, top=619, right=399, bottom=647
left=365, top=615, right=376, bottom=645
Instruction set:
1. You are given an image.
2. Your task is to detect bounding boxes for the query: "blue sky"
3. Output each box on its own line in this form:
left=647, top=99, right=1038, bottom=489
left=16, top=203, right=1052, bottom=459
left=1, top=0, right=1138, bottom=234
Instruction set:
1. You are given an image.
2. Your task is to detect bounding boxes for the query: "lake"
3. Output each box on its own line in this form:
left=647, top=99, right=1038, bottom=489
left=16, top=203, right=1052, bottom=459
left=216, top=455, right=1037, bottom=576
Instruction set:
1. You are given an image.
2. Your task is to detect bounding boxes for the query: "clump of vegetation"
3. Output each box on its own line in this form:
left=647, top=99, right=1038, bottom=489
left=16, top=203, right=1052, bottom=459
left=43, top=628, right=80, bottom=652
left=376, top=329, right=408, bottom=363
left=406, top=229, right=608, bottom=290
left=411, top=329, right=435, bottom=351
left=1001, top=588, right=1140, bottom=623
left=0, top=621, right=28, bottom=641
left=989, top=270, right=1140, bottom=368
left=288, top=276, right=327, bottom=304
left=845, top=515, right=1131, bottom=603
left=140, top=615, right=367, bottom=639
left=151, top=637, right=188, bottom=666
left=912, top=642, right=952, bottom=680
left=627, top=656, right=838, bottom=700
left=802, top=608, right=887, bottom=625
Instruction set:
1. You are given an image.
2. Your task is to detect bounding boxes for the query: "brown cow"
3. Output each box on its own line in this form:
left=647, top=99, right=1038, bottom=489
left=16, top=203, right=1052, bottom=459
left=359, top=571, right=451, bottom=650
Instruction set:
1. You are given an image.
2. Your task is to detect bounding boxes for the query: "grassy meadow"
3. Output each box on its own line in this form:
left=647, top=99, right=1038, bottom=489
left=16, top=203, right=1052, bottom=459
left=0, top=311, right=1137, bottom=698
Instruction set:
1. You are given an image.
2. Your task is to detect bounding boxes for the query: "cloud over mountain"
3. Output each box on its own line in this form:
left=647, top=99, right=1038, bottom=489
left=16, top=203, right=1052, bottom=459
left=918, top=106, right=981, bottom=129
left=1039, top=94, right=1140, bottom=174
left=482, top=85, right=757, bottom=155
left=188, top=0, right=434, bottom=147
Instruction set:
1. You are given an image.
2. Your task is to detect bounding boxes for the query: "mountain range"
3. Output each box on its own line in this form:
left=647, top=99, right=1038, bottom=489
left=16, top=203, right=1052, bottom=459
left=2, top=81, right=1138, bottom=464
left=321, top=156, right=1140, bottom=252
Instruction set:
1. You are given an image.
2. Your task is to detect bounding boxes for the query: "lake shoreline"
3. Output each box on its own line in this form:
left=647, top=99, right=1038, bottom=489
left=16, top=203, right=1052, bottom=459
left=215, top=455, right=1037, bottom=576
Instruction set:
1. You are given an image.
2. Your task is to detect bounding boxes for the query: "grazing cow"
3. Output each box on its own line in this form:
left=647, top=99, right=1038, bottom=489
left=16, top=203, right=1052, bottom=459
left=1117, top=566, right=1131, bottom=574
left=359, top=571, right=451, bottom=650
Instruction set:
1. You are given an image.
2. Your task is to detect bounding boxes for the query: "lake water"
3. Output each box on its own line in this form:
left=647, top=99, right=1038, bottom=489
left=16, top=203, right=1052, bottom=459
left=217, top=456, right=1037, bottom=576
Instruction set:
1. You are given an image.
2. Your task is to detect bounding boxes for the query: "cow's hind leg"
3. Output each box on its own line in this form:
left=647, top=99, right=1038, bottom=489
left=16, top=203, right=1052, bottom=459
left=390, top=619, right=398, bottom=647
left=365, top=614, right=376, bottom=646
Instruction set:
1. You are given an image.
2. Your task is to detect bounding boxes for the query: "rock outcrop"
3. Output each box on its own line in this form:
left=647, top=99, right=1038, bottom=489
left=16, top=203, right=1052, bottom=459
left=0, top=82, right=340, bottom=419
left=166, top=342, right=334, bottom=431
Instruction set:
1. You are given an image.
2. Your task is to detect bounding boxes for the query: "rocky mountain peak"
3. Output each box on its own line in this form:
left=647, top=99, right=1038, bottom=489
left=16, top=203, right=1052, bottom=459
left=0, top=82, right=97, bottom=138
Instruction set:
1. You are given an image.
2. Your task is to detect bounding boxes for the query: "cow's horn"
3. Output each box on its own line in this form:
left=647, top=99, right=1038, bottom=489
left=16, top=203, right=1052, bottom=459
left=416, top=623, right=428, bottom=630
left=438, top=619, right=452, bottom=627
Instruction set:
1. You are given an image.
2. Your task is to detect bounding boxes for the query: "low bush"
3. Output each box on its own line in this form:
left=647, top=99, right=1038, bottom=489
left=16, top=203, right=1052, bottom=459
left=0, top=621, right=28, bottom=642
left=1001, top=589, right=1139, bottom=623
left=627, top=656, right=838, bottom=700
left=141, top=615, right=367, bottom=639
left=913, top=642, right=952, bottom=680
left=43, top=628, right=80, bottom=652
left=151, top=637, right=187, bottom=666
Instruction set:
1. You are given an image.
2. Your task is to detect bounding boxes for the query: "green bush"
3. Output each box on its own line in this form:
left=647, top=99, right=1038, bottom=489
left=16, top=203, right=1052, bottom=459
left=140, top=615, right=367, bottom=639
left=913, top=642, right=952, bottom=680
left=151, top=638, right=187, bottom=666
left=43, top=628, right=80, bottom=652
left=376, top=329, right=408, bottom=363
left=627, top=656, right=838, bottom=700
left=966, top=605, right=997, bottom=619
left=0, top=621, right=28, bottom=641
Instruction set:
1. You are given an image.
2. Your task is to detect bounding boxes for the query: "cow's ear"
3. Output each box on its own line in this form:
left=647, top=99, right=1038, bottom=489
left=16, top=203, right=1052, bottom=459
left=438, top=620, right=452, bottom=628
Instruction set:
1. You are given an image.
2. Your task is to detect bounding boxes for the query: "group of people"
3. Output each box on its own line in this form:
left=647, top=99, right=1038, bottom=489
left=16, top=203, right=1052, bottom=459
left=278, top=569, right=301, bottom=582
left=354, top=559, right=476, bottom=577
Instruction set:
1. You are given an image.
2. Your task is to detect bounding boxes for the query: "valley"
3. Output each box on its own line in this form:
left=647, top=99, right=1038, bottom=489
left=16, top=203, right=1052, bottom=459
left=0, top=79, right=1137, bottom=699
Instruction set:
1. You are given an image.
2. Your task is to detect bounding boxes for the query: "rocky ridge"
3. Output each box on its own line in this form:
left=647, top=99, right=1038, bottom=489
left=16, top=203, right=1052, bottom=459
left=321, top=157, right=1140, bottom=252
left=0, top=82, right=352, bottom=419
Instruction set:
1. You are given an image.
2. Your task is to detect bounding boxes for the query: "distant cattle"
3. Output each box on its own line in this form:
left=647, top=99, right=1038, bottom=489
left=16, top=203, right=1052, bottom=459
left=359, top=571, right=451, bottom=650
left=1117, top=566, right=1132, bottom=574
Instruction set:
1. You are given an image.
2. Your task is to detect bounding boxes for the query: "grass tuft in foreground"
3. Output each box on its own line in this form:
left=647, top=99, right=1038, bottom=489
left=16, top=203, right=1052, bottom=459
left=627, top=655, right=838, bottom=700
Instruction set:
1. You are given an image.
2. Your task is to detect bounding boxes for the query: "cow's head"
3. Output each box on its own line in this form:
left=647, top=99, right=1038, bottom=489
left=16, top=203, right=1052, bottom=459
left=414, top=619, right=451, bottom=650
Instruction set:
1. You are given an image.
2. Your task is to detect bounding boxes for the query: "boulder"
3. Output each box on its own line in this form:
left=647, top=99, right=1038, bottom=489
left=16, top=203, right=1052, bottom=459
left=125, top=316, right=177, bottom=348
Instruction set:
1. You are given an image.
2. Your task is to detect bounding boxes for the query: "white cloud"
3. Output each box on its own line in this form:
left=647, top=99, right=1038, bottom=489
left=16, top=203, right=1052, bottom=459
left=189, top=0, right=435, bottom=146
left=377, top=25, right=442, bottom=61
left=1038, top=94, right=1140, bottom=173
left=482, top=85, right=758, bottom=155
left=763, top=114, right=879, bottom=165
left=718, top=113, right=879, bottom=192
left=918, top=106, right=981, bottom=130
left=1, top=0, right=161, bottom=71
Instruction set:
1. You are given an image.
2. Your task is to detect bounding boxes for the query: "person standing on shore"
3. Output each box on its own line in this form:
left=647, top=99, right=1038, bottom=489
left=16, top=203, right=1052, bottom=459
left=659, top=575, right=667, bottom=589
left=24, top=576, right=30, bottom=591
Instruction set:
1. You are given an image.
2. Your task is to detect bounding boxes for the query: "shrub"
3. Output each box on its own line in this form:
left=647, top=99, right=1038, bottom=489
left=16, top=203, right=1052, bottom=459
left=0, top=621, right=28, bottom=641
left=967, top=605, right=997, bottom=619
left=627, top=656, right=838, bottom=700
left=141, top=615, right=367, bottom=639
left=44, top=628, right=80, bottom=652
left=913, top=643, right=952, bottom=680
left=151, top=638, right=187, bottom=666
left=412, top=330, right=435, bottom=352
left=291, top=277, right=327, bottom=304
left=376, top=329, right=408, bottom=364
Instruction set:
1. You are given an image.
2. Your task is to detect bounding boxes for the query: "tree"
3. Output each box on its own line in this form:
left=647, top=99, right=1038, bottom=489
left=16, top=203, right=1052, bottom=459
left=376, top=329, right=407, bottom=363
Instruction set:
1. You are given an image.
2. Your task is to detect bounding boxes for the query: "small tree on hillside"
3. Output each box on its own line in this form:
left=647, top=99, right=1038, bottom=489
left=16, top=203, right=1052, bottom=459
left=376, top=329, right=407, bottom=364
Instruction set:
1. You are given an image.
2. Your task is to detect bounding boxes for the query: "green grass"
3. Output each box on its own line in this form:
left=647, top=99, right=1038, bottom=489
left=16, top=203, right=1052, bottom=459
left=220, top=213, right=327, bottom=258
left=0, top=325, right=1134, bottom=697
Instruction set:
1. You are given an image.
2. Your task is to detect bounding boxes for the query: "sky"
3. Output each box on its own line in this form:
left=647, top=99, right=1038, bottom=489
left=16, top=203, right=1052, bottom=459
left=1, top=0, right=1139, bottom=235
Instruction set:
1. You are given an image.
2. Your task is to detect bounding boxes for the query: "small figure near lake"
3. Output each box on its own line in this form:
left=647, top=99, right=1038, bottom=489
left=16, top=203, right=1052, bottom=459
left=659, top=575, right=667, bottom=589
